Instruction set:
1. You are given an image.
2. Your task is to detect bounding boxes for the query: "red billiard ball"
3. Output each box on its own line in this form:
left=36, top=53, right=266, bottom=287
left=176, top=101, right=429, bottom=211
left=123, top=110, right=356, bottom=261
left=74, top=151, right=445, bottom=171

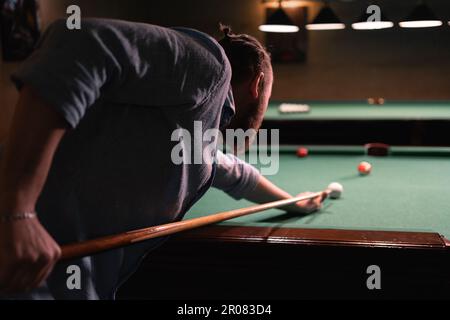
left=358, top=161, right=372, bottom=175
left=297, top=147, right=309, bottom=158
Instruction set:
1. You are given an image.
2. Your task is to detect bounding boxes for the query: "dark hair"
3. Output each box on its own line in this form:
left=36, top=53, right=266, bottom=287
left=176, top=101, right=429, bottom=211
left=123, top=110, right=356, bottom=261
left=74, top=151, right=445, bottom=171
left=218, top=24, right=272, bottom=86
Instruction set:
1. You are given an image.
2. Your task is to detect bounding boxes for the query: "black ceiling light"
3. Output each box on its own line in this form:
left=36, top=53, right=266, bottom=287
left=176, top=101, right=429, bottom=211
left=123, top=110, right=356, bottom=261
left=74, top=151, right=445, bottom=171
left=259, top=0, right=299, bottom=33
left=399, top=2, right=442, bottom=28
left=306, top=3, right=345, bottom=30
left=352, top=5, right=394, bottom=30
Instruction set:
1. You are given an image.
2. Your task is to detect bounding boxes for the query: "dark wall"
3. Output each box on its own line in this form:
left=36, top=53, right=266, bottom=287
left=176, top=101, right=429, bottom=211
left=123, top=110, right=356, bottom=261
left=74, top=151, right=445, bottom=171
left=39, top=0, right=450, bottom=100
left=277, top=0, right=450, bottom=100
left=47, top=0, right=265, bottom=40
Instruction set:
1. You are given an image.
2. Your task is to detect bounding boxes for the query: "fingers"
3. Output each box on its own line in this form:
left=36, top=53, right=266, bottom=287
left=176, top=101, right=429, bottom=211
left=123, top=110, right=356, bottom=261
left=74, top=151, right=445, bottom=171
left=0, top=258, right=35, bottom=293
left=1, top=255, right=56, bottom=294
left=26, top=259, right=54, bottom=292
left=20, top=254, right=54, bottom=293
left=29, top=247, right=60, bottom=290
left=2, top=265, right=34, bottom=294
left=303, top=200, right=322, bottom=214
left=21, top=244, right=60, bottom=292
left=309, top=195, right=323, bottom=211
left=1, top=254, right=43, bottom=293
left=295, top=192, right=323, bottom=214
left=0, top=219, right=60, bottom=295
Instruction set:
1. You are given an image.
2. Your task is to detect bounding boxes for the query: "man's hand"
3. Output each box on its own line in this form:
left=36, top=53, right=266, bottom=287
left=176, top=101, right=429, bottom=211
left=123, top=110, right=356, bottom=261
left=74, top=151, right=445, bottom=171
left=243, top=176, right=323, bottom=215
left=0, top=85, right=67, bottom=294
left=0, top=218, right=61, bottom=294
left=289, top=192, right=323, bottom=215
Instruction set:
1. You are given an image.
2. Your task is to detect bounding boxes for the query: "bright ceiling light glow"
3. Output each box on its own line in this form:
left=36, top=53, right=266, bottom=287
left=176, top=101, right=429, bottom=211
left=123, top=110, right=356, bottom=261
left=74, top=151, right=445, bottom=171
left=399, top=20, right=443, bottom=28
left=352, top=21, right=394, bottom=30
left=306, top=23, right=346, bottom=30
left=259, top=24, right=300, bottom=33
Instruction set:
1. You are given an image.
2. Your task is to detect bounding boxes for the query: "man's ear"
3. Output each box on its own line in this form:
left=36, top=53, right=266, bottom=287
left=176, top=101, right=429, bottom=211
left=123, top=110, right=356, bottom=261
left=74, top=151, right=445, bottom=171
left=250, top=72, right=265, bottom=100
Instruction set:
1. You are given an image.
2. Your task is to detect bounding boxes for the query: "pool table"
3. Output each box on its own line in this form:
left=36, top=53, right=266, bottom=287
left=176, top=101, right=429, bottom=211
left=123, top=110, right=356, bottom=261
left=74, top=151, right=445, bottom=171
left=262, top=101, right=450, bottom=146
left=118, top=146, right=450, bottom=300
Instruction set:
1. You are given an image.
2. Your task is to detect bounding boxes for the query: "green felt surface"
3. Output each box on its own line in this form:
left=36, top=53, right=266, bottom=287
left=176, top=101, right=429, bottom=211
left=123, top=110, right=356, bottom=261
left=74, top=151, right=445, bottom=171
left=186, top=146, right=450, bottom=239
left=265, top=101, right=450, bottom=120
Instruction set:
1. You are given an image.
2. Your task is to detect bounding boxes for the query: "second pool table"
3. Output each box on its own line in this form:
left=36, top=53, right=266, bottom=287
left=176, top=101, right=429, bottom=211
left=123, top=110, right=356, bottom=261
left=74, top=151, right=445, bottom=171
left=118, top=146, right=450, bottom=300
left=262, top=101, right=450, bottom=146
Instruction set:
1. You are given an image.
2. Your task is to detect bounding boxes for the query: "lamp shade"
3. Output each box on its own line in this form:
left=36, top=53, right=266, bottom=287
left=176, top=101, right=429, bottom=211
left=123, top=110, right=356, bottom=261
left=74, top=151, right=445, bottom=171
left=352, top=11, right=394, bottom=30
left=306, top=6, right=345, bottom=30
left=259, top=7, right=300, bottom=33
left=399, top=3, right=442, bottom=28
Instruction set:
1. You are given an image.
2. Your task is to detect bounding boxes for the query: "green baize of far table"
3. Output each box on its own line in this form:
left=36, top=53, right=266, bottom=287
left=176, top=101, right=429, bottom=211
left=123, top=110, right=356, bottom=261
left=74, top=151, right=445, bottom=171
left=185, top=146, right=450, bottom=240
left=264, top=101, right=450, bottom=120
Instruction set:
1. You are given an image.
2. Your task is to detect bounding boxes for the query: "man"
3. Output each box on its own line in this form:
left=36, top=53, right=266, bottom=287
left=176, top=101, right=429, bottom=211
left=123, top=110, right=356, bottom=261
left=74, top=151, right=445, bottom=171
left=0, top=19, right=321, bottom=299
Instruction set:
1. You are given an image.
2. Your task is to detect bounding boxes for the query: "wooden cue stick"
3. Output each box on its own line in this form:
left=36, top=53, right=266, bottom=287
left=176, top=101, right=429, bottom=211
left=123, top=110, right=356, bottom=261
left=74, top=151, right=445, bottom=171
left=60, top=188, right=332, bottom=260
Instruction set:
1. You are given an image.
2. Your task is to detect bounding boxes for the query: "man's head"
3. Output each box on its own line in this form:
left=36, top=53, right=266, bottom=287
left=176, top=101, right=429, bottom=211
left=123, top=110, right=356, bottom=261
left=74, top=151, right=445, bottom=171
left=219, top=25, right=273, bottom=138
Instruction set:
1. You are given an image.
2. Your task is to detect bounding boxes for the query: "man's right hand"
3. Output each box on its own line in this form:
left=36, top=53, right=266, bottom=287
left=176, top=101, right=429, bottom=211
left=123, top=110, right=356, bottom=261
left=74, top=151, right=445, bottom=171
left=0, top=85, right=67, bottom=295
left=0, top=218, right=61, bottom=294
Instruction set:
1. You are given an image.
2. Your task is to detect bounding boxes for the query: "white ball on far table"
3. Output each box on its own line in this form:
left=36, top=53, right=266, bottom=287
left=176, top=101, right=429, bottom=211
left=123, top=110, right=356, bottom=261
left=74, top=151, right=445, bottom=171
left=328, top=182, right=344, bottom=199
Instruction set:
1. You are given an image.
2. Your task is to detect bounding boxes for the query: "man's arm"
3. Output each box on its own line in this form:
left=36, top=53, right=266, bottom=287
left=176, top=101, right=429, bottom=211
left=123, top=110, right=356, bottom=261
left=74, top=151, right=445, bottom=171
left=213, top=151, right=321, bottom=214
left=0, top=86, right=67, bottom=293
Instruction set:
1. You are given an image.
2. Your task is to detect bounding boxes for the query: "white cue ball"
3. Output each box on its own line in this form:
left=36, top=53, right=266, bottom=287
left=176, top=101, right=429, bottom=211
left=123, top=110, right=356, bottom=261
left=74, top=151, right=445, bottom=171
left=328, top=182, right=344, bottom=199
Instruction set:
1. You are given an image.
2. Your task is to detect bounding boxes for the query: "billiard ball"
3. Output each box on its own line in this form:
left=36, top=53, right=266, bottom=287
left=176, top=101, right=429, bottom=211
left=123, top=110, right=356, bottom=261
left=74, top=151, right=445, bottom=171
left=296, top=147, right=309, bottom=158
left=377, top=98, right=385, bottom=105
left=328, top=182, right=343, bottom=199
left=368, top=98, right=375, bottom=105
left=358, top=161, right=372, bottom=175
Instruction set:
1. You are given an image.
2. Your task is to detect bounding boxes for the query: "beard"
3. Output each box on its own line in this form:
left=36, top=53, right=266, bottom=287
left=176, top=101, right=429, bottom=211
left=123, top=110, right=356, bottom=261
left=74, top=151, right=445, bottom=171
left=222, top=99, right=267, bottom=155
